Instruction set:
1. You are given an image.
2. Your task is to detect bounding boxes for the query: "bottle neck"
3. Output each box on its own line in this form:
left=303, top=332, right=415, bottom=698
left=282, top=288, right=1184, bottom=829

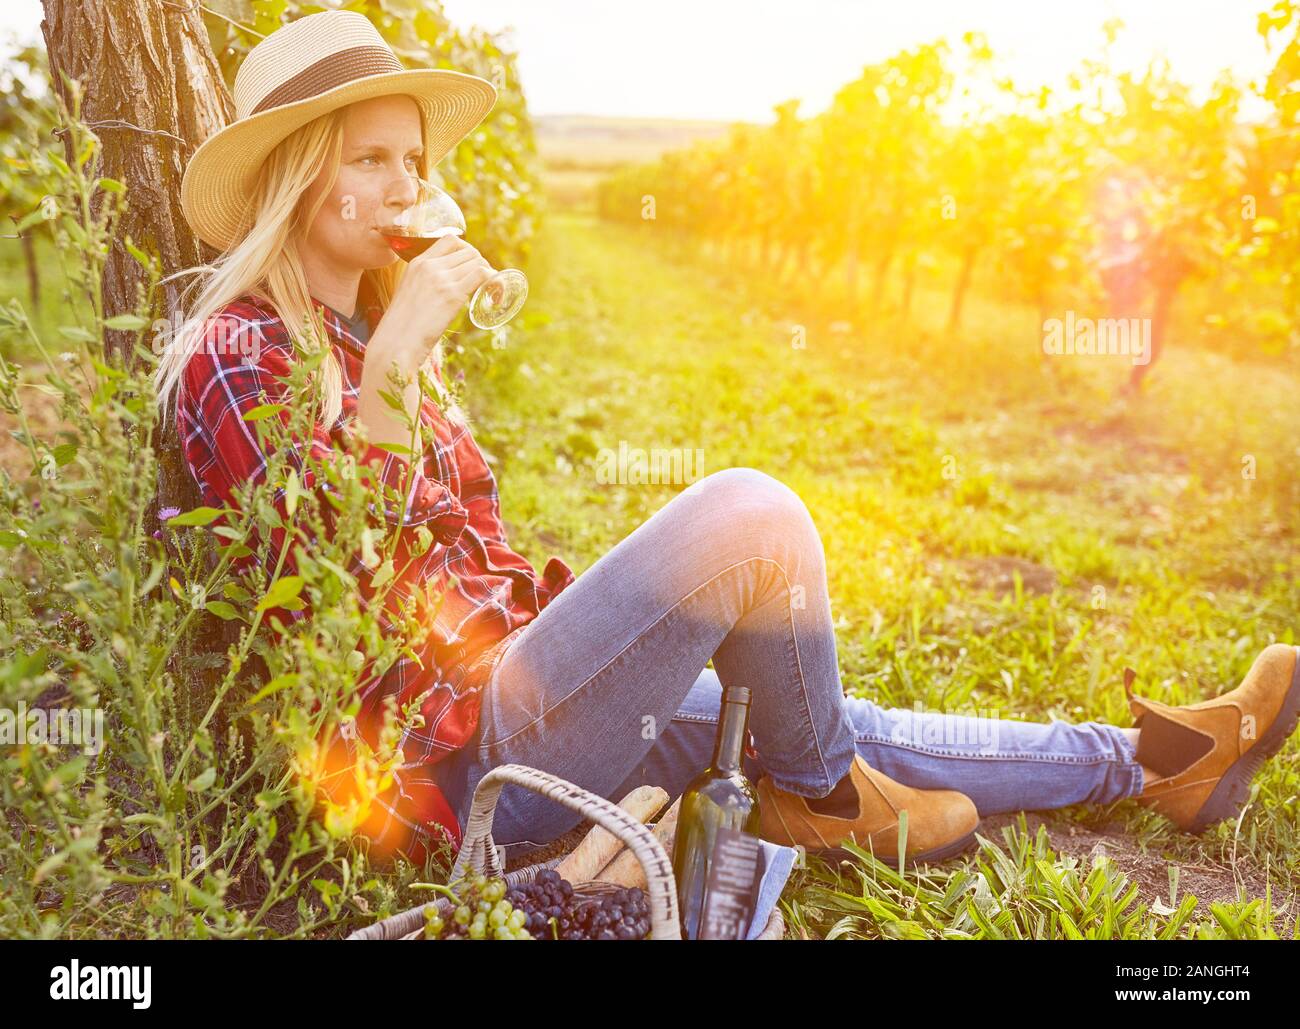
left=712, top=697, right=751, bottom=774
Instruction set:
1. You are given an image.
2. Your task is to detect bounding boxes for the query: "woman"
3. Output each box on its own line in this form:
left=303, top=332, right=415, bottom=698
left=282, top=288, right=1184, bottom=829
left=158, top=12, right=1300, bottom=871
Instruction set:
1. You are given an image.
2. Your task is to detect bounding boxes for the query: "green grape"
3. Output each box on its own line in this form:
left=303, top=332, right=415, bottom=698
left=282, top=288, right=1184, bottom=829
left=477, top=899, right=493, bottom=914
left=507, top=910, right=526, bottom=930
left=453, top=904, right=472, bottom=926
left=468, top=921, right=486, bottom=940
left=484, top=880, right=505, bottom=903
left=493, top=925, right=513, bottom=940
left=489, top=907, right=508, bottom=928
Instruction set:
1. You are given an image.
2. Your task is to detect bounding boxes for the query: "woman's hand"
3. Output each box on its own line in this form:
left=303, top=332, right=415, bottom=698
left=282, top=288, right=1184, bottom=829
left=357, top=235, right=494, bottom=450
left=370, top=234, right=494, bottom=378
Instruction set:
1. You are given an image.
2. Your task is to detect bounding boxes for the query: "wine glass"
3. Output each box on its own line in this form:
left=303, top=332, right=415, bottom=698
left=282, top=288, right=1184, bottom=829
left=379, top=175, right=527, bottom=330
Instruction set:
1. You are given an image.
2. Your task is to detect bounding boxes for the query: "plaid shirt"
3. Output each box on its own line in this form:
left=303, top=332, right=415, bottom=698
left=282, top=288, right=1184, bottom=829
left=175, top=288, right=575, bottom=861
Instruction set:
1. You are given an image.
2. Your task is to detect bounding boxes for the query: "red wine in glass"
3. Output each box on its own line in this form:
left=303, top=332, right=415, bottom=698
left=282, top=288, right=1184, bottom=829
left=381, top=175, right=527, bottom=329
left=381, top=225, right=462, bottom=261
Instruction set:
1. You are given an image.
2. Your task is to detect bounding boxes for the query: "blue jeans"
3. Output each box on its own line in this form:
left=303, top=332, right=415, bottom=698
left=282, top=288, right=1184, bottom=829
left=434, top=467, right=1143, bottom=863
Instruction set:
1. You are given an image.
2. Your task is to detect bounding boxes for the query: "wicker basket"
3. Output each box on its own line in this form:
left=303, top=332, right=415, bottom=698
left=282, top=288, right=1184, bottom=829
left=347, top=763, right=785, bottom=940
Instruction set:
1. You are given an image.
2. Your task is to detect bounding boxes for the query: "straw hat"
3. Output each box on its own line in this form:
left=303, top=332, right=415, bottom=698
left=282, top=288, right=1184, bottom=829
left=181, top=9, right=497, bottom=251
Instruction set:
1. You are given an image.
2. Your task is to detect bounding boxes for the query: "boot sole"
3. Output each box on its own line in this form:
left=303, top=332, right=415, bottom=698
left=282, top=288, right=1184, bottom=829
left=805, top=827, right=981, bottom=870
left=1186, top=646, right=1300, bottom=834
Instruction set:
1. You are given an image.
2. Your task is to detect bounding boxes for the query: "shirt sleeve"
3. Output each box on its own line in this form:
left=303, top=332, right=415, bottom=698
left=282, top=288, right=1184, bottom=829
left=445, top=411, right=510, bottom=548
left=178, top=310, right=470, bottom=577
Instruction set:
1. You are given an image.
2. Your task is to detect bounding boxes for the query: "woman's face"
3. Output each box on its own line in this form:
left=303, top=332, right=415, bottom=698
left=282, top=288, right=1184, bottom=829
left=301, top=94, right=424, bottom=272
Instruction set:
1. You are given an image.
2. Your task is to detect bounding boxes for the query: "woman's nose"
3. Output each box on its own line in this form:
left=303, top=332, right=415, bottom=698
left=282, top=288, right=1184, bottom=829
left=386, top=171, right=419, bottom=210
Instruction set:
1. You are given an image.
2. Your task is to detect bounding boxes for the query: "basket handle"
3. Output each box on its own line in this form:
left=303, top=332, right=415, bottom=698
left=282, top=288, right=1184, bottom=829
left=451, top=763, right=681, bottom=941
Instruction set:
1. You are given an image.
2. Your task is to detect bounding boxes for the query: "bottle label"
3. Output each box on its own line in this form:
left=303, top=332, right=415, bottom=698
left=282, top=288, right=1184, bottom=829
left=697, top=826, right=763, bottom=940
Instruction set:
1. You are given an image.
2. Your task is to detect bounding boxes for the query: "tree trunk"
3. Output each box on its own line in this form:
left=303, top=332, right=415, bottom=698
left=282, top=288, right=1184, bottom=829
left=42, top=0, right=240, bottom=649
left=947, top=246, right=977, bottom=333
left=842, top=245, right=859, bottom=311
left=900, top=255, right=915, bottom=319
left=870, top=246, right=893, bottom=312
left=41, top=0, right=234, bottom=523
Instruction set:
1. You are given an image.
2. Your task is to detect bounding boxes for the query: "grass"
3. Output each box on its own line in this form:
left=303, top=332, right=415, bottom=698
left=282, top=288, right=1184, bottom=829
left=2, top=202, right=1297, bottom=938
left=459, top=208, right=1300, bottom=939
left=0, top=230, right=73, bottom=361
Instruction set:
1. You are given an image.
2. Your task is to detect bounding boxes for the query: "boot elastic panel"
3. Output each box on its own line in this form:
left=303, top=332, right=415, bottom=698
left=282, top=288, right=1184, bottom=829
left=1123, top=669, right=1216, bottom=778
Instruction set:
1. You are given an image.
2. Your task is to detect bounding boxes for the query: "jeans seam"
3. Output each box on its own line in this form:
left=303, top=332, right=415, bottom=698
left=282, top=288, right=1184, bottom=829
left=855, top=730, right=1137, bottom=764
left=480, top=555, right=789, bottom=753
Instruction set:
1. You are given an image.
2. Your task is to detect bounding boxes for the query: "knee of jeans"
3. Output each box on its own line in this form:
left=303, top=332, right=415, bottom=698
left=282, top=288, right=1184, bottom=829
left=686, top=466, right=817, bottom=543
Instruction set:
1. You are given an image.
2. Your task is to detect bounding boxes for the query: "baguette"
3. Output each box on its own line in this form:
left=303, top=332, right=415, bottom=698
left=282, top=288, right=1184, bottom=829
left=554, top=785, right=669, bottom=883
left=594, top=794, right=682, bottom=889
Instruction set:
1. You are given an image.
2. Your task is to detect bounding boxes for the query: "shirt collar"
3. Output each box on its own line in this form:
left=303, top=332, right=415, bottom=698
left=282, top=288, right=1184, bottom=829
left=308, top=283, right=379, bottom=360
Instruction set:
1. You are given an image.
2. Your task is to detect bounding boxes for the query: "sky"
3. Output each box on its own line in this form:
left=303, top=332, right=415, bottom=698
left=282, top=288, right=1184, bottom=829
left=1, top=0, right=1283, bottom=123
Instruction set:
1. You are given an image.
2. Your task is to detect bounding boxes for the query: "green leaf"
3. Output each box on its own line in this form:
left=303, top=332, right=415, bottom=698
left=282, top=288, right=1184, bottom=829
left=188, top=767, right=216, bottom=792
left=104, top=314, right=148, bottom=331
left=369, top=559, right=396, bottom=590
left=32, top=851, right=67, bottom=885
left=97, top=177, right=126, bottom=194
left=256, top=575, right=304, bottom=611
left=167, top=506, right=224, bottom=527
left=316, top=556, right=357, bottom=587
left=15, top=207, right=49, bottom=233
left=285, top=468, right=301, bottom=518
left=244, top=673, right=301, bottom=707
left=50, top=756, right=88, bottom=788
left=125, top=240, right=154, bottom=270
left=204, top=600, right=242, bottom=621
left=378, top=387, right=409, bottom=414
left=370, top=441, right=415, bottom=457
left=241, top=403, right=287, bottom=422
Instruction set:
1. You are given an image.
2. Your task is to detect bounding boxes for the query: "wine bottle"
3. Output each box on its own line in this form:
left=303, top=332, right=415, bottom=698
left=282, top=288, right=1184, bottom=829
left=671, top=684, right=763, bottom=940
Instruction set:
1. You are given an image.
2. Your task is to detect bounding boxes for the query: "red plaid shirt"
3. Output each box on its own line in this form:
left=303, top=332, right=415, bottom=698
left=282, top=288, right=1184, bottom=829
left=175, top=287, right=575, bottom=862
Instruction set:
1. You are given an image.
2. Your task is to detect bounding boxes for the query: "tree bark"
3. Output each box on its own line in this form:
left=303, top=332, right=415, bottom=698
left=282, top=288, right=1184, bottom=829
left=42, top=0, right=241, bottom=651
left=41, top=0, right=234, bottom=521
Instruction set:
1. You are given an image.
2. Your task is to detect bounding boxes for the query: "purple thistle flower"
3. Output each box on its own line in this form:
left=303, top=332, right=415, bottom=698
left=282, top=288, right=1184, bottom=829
left=31, top=498, right=41, bottom=510
left=159, top=506, right=181, bottom=522
left=152, top=530, right=163, bottom=540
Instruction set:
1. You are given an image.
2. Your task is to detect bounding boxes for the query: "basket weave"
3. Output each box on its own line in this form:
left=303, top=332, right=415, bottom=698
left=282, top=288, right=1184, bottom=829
left=347, top=763, right=784, bottom=940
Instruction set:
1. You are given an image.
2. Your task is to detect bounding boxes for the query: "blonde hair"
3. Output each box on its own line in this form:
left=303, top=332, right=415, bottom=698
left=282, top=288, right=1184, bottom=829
left=155, top=102, right=466, bottom=431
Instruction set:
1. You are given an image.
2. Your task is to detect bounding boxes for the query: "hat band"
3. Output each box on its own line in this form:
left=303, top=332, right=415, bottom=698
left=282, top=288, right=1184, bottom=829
left=249, top=44, right=405, bottom=116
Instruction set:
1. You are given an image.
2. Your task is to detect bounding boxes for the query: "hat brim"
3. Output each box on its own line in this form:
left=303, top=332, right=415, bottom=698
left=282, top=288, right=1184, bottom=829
left=181, top=68, right=497, bottom=251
